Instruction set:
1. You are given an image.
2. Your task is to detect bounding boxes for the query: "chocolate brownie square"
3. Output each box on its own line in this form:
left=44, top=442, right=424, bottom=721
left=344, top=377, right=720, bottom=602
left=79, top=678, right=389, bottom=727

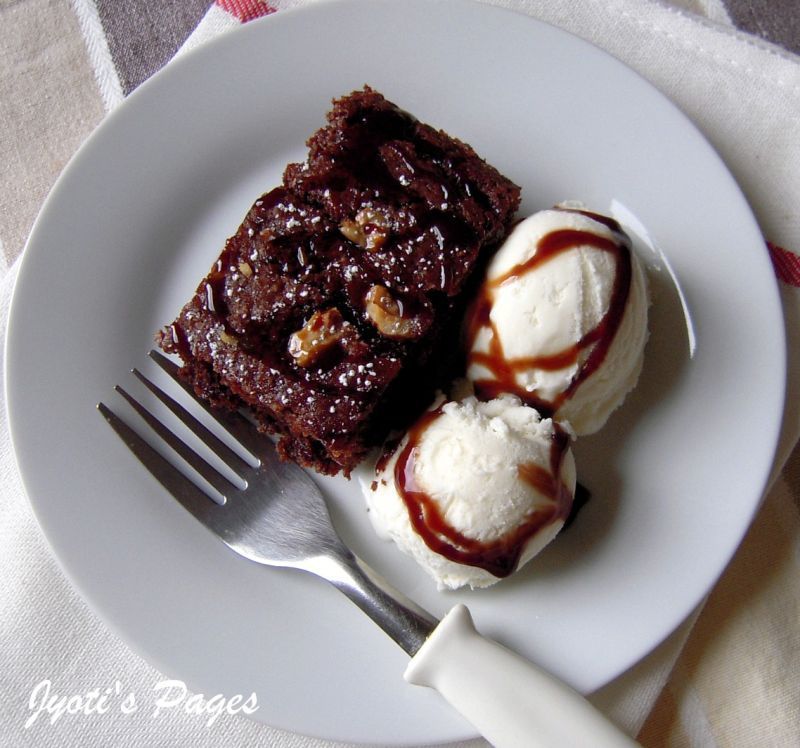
left=158, top=87, right=520, bottom=475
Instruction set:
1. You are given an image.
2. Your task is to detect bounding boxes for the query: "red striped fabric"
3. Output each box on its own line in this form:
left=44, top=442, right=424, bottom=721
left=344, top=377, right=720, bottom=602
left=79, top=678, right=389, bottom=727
left=768, top=241, right=800, bottom=288
left=216, top=0, right=277, bottom=22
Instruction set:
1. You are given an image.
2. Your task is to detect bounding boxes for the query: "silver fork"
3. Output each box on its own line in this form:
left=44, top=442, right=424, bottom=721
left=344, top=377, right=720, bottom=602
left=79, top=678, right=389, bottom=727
left=97, top=349, right=637, bottom=748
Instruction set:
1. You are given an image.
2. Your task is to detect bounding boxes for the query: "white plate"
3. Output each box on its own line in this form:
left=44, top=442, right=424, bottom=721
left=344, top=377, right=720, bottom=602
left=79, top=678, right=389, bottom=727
left=6, top=0, right=785, bottom=744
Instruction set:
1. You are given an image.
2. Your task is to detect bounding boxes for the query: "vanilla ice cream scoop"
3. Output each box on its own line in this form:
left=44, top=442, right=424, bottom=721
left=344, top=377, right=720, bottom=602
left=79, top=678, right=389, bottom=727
left=363, top=395, right=576, bottom=590
left=466, top=207, right=649, bottom=435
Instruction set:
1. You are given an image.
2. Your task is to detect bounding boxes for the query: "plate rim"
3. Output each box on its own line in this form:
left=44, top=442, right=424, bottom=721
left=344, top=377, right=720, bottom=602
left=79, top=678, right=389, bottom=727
left=5, top=0, right=787, bottom=743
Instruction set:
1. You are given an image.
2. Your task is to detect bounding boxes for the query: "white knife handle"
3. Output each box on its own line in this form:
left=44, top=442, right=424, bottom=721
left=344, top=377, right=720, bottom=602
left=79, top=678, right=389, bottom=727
left=404, top=604, right=639, bottom=748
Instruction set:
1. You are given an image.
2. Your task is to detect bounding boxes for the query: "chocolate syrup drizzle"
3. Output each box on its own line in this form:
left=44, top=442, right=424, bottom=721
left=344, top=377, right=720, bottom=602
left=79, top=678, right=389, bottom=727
left=466, top=208, right=633, bottom=417
left=376, top=209, right=630, bottom=577
left=391, top=406, right=573, bottom=577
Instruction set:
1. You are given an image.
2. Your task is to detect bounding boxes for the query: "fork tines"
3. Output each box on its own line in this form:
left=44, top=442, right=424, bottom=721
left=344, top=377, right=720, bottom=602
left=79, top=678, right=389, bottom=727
left=97, top=350, right=259, bottom=513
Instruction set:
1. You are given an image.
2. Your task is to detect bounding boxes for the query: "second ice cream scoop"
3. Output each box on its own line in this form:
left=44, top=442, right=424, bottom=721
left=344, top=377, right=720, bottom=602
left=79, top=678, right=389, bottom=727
left=466, top=207, right=649, bottom=435
left=364, top=395, right=576, bottom=590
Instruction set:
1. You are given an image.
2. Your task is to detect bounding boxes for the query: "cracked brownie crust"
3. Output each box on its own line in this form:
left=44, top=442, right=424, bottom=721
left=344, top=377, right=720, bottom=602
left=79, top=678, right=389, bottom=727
left=158, top=87, right=520, bottom=475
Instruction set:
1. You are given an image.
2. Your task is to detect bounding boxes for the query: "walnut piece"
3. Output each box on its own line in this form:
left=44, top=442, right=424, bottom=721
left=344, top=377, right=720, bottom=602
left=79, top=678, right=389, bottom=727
left=219, top=330, right=238, bottom=346
left=289, top=308, right=346, bottom=367
left=364, top=285, right=417, bottom=339
left=340, top=208, right=390, bottom=251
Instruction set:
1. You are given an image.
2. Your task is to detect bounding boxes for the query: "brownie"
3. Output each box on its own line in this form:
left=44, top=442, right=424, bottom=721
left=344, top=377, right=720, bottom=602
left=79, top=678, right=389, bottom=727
left=158, top=87, right=520, bottom=475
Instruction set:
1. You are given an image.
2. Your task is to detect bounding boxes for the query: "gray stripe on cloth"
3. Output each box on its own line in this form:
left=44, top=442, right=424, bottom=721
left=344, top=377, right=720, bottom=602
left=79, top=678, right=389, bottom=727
left=94, top=0, right=212, bottom=95
left=723, top=0, right=800, bottom=55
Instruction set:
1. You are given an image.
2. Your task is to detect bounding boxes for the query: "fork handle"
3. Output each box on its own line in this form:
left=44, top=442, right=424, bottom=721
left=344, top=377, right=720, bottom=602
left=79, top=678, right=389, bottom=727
left=313, top=551, right=438, bottom=656
left=404, top=605, right=639, bottom=748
